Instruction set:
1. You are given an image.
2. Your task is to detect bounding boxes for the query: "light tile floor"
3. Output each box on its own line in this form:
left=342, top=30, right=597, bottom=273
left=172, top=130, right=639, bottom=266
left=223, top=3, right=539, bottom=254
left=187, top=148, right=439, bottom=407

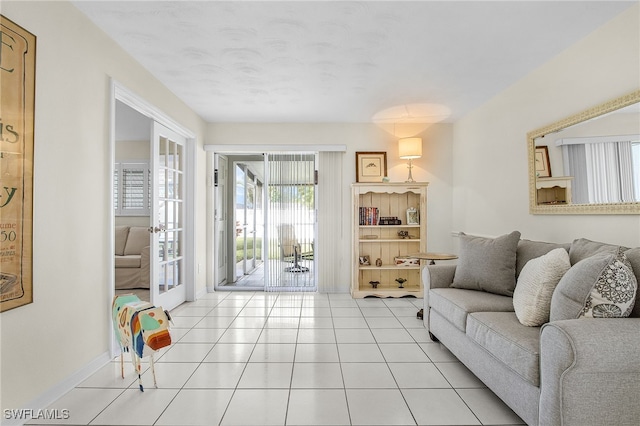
left=29, top=292, right=524, bottom=426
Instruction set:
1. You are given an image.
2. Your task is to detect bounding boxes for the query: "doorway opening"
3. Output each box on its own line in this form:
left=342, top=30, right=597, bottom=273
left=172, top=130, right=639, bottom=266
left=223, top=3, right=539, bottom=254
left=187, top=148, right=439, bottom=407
left=214, top=152, right=317, bottom=292
left=111, top=82, right=196, bottom=315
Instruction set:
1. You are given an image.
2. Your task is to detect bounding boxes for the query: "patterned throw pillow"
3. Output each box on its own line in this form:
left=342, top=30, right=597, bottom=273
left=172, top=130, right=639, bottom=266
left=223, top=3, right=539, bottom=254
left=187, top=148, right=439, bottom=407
left=581, top=247, right=637, bottom=318
left=551, top=248, right=637, bottom=321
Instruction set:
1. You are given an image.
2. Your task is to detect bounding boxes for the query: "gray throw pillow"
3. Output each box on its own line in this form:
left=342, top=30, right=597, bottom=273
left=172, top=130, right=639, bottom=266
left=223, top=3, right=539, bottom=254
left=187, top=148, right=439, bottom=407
left=451, top=231, right=521, bottom=296
left=550, top=248, right=637, bottom=321
left=516, top=239, right=570, bottom=277
left=568, top=238, right=625, bottom=265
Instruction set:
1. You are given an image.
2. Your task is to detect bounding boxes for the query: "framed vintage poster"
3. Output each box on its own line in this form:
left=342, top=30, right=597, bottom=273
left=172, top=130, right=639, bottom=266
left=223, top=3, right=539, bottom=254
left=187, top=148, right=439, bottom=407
left=355, top=151, right=387, bottom=183
left=534, top=146, right=551, bottom=178
left=0, top=16, right=36, bottom=312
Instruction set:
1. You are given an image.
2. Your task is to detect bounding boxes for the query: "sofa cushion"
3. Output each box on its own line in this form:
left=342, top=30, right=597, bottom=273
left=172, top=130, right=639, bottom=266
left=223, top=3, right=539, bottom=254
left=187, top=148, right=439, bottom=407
left=429, top=287, right=514, bottom=332
left=513, top=248, right=571, bottom=326
left=124, top=227, right=150, bottom=256
left=451, top=231, right=521, bottom=296
left=569, top=238, right=625, bottom=265
left=115, top=226, right=130, bottom=256
left=516, top=239, right=570, bottom=277
left=115, top=255, right=141, bottom=268
left=550, top=248, right=636, bottom=321
left=624, top=247, right=640, bottom=317
left=466, top=312, right=541, bottom=386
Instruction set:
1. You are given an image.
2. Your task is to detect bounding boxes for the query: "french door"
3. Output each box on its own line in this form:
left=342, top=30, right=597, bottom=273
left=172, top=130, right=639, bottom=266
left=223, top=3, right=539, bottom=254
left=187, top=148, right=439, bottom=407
left=151, top=122, right=186, bottom=309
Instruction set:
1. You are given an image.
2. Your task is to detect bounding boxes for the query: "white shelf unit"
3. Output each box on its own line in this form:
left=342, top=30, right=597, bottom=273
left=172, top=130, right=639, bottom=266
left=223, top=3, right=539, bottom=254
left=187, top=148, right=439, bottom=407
left=351, top=182, right=428, bottom=298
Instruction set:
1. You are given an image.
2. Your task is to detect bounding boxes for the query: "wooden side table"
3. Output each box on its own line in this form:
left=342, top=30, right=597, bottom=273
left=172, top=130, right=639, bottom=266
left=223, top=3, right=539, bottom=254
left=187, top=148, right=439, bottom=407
left=407, top=252, right=458, bottom=320
left=407, top=252, right=458, bottom=265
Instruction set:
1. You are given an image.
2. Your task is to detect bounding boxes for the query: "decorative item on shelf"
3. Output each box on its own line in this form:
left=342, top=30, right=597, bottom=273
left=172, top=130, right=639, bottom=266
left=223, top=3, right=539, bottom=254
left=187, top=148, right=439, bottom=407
left=397, top=230, right=410, bottom=239
left=394, top=256, right=420, bottom=266
left=369, top=281, right=380, bottom=288
left=406, top=207, right=419, bottom=225
left=379, top=216, right=401, bottom=225
left=375, top=258, right=382, bottom=267
left=359, top=255, right=371, bottom=266
left=398, top=137, right=422, bottom=183
left=382, top=176, right=390, bottom=183
left=355, top=151, right=387, bottom=183
left=395, top=277, right=407, bottom=288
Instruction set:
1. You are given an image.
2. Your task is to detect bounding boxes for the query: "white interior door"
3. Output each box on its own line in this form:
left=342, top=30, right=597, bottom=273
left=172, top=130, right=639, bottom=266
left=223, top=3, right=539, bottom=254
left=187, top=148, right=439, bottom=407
left=151, top=122, right=186, bottom=310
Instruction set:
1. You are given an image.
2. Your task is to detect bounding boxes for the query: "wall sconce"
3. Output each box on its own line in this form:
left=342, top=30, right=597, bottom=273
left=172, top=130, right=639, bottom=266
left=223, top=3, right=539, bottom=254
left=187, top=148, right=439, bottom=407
left=398, top=137, right=422, bottom=182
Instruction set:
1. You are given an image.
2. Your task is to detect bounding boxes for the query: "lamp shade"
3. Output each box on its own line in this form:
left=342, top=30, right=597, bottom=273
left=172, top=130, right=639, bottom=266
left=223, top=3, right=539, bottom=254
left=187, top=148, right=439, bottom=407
left=398, top=138, right=422, bottom=159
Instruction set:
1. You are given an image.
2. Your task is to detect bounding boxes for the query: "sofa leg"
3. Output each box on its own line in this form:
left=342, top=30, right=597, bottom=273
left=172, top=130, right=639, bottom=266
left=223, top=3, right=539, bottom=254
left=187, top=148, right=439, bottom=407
left=429, top=332, right=439, bottom=342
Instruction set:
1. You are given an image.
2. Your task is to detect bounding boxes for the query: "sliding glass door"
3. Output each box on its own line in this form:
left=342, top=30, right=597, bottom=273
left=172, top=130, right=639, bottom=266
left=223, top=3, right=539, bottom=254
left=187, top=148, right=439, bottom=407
left=213, top=153, right=316, bottom=291
left=234, top=163, right=263, bottom=281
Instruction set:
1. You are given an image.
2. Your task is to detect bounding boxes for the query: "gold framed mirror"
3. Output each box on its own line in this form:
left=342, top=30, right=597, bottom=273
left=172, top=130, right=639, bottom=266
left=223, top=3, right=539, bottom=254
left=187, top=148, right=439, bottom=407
left=528, top=90, right=640, bottom=214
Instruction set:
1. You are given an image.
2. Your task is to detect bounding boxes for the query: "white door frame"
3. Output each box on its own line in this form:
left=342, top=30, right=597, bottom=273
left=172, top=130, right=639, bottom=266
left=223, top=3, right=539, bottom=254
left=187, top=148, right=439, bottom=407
left=109, top=79, right=197, bottom=357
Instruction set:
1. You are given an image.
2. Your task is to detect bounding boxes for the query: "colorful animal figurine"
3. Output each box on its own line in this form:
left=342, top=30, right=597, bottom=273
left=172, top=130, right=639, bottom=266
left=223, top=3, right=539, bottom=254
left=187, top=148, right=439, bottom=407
left=111, top=294, right=172, bottom=391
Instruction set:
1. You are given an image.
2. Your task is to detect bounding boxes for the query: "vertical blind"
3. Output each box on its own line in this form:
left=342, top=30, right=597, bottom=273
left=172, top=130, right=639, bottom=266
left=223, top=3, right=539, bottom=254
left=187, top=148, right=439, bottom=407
left=266, top=153, right=316, bottom=292
left=562, top=141, right=638, bottom=203
left=316, top=151, right=345, bottom=293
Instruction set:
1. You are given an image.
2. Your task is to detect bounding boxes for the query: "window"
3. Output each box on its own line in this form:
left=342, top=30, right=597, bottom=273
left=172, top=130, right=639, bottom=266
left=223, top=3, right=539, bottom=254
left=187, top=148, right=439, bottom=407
left=114, top=161, right=151, bottom=216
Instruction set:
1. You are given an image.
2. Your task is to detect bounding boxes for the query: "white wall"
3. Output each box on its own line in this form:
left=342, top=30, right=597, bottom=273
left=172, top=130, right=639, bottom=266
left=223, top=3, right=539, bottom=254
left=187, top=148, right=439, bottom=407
left=206, top=122, right=454, bottom=292
left=0, top=1, right=207, bottom=411
left=452, top=4, right=640, bottom=247
left=116, top=140, right=150, bottom=161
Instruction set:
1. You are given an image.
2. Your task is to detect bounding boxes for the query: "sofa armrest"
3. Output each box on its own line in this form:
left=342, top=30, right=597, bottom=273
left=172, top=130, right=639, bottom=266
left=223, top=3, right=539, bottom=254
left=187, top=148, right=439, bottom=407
left=539, top=318, right=640, bottom=426
left=422, top=264, right=457, bottom=333
left=140, top=245, right=151, bottom=288
left=424, top=264, right=457, bottom=290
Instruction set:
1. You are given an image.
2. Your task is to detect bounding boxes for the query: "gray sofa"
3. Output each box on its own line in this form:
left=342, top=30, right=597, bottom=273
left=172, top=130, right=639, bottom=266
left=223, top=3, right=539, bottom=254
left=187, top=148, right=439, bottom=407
left=115, top=226, right=151, bottom=290
left=423, top=234, right=640, bottom=426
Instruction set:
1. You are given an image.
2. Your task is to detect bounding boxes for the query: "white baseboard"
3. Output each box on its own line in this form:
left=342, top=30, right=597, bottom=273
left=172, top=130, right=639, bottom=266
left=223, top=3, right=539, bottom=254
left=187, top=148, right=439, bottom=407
left=2, top=352, right=111, bottom=426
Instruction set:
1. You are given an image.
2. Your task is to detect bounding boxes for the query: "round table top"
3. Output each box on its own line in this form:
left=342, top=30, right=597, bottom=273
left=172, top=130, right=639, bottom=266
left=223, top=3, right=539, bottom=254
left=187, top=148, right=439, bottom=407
left=406, top=252, right=458, bottom=261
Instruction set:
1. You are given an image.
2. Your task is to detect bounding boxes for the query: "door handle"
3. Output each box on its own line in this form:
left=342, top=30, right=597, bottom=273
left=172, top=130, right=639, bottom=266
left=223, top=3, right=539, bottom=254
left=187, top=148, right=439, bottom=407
left=148, top=224, right=166, bottom=233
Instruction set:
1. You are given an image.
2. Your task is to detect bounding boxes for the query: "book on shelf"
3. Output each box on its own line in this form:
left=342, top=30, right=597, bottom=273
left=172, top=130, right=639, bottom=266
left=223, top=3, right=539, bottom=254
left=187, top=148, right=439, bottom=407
left=359, top=207, right=379, bottom=225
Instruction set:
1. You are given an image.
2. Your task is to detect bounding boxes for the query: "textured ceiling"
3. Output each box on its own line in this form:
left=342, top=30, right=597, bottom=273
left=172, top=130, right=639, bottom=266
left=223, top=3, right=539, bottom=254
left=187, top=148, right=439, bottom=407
left=73, top=1, right=634, bottom=123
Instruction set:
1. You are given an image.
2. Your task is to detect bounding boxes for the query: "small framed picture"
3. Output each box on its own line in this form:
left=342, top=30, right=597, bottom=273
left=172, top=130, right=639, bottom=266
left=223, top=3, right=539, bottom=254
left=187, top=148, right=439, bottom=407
left=535, top=146, right=551, bottom=178
left=359, top=255, right=371, bottom=266
left=356, top=152, right=387, bottom=183
left=406, top=207, right=419, bottom=225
